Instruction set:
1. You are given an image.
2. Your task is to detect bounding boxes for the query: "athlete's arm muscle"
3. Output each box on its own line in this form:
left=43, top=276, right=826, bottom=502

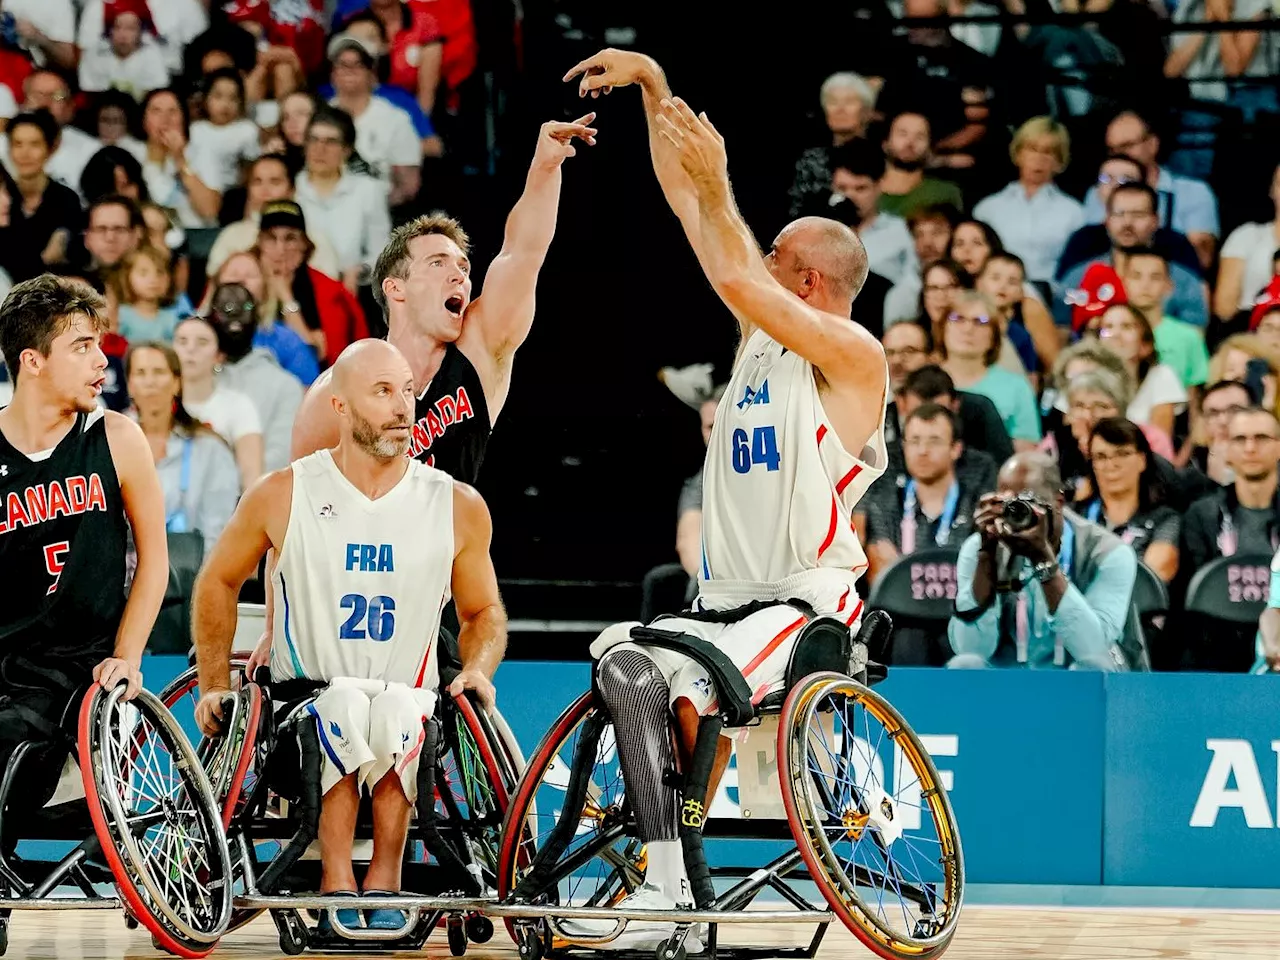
left=291, top=369, right=339, bottom=461
left=192, top=470, right=292, bottom=724
left=445, top=482, right=507, bottom=711
left=104, top=412, right=167, bottom=691
left=462, top=116, right=597, bottom=394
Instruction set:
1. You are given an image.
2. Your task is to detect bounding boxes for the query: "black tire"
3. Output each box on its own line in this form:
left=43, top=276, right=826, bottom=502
left=655, top=940, right=687, bottom=960
left=447, top=917, right=468, bottom=956
left=465, top=913, right=494, bottom=944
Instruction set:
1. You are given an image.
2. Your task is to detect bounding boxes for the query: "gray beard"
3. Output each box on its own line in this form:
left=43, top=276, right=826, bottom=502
left=350, top=408, right=411, bottom=460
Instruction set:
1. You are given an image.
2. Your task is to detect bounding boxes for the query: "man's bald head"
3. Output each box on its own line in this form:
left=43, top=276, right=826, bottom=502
left=997, top=451, right=1064, bottom=505
left=768, top=216, right=869, bottom=310
left=329, top=339, right=416, bottom=460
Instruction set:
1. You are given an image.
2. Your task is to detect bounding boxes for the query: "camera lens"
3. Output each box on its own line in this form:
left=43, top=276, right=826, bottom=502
left=1003, top=498, right=1036, bottom=532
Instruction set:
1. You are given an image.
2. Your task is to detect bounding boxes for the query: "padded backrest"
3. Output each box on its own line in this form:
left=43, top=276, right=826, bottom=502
left=148, top=531, right=206, bottom=654
left=1185, top=554, right=1274, bottom=625
left=1131, top=562, right=1170, bottom=617
left=867, top=547, right=962, bottom=623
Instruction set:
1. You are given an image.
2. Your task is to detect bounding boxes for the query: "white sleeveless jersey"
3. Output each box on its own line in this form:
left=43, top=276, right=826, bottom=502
left=270, top=450, right=454, bottom=688
left=698, top=328, right=887, bottom=610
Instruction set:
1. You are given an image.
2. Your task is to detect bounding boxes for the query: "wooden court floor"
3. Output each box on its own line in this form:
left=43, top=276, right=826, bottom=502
left=5, top=907, right=1280, bottom=960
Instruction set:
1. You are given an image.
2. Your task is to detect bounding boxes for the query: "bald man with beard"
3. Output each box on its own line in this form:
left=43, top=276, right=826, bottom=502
left=191, top=339, right=506, bottom=932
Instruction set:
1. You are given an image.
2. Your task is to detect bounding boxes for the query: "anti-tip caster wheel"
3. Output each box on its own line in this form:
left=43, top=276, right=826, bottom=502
left=277, top=912, right=308, bottom=956
left=656, top=937, right=687, bottom=960
left=0, top=921, right=9, bottom=957
left=516, top=924, right=543, bottom=960
left=447, top=916, right=467, bottom=956
left=124, top=913, right=139, bottom=930
left=465, top=913, right=494, bottom=944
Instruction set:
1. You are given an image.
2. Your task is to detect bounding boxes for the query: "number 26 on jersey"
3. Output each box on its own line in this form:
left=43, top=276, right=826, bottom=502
left=339, top=594, right=397, bottom=642
left=732, top=426, right=780, bottom=474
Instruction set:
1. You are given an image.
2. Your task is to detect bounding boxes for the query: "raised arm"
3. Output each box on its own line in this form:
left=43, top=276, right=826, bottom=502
left=655, top=98, right=885, bottom=395
left=102, top=413, right=169, bottom=700
left=192, top=470, right=291, bottom=734
left=445, top=483, right=508, bottom=711
left=464, top=115, right=597, bottom=365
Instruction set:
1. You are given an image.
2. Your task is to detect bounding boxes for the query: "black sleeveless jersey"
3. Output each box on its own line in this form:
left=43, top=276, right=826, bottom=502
left=406, top=343, right=491, bottom=484
left=0, top=410, right=128, bottom=672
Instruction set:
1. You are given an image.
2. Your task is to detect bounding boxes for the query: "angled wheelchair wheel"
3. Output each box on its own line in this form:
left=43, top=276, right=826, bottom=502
left=496, top=692, right=643, bottom=943
left=79, top=684, right=234, bottom=959
left=778, top=673, right=963, bottom=960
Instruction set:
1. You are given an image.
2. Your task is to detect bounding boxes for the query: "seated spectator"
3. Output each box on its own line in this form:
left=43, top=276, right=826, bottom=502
left=788, top=72, right=876, bottom=219
left=79, top=145, right=148, bottom=205
left=327, top=32, right=422, bottom=208
left=884, top=319, right=935, bottom=404
left=339, top=1, right=444, bottom=118
left=1057, top=153, right=1203, bottom=282
left=948, top=452, right=1134, bottom=671
left=877, top=111, right=964, bottom=220
left=172, top=314, right=264, bottom=492
left=1081, top=111, right=1219, bottom=270
left=972, top=117, right=1085, bottom=285
left=1056, top=183, right=1209, bottom=329
left=909, top=203, right=961, bottom=266
left=1216, top=162, right=1280, bottom=325
left=1042, top=337, right=1129, bottom=435
left=1188, top=379, right=1254, bottom=485
left=263, top=90, right=315, bottom=176
left=7, top=111, right=82, bottom=280
left=1209, top=333, right=1280, bottom=418
left=901, top=364, right=1013, bottom=470
left=207, top=153, right=340, bottom=280
left=1123, top=251, right=1210, bottom=396
left=10, top=69, right=106, bottom=200
left=110, top=245, right=180, bottom=343
left=1082, top=417, right=1181, bottom=582
left=866, top=402, right=984, bottom=572
left=140, top=200, right=191, bottom=310
left=66, top=193, right=145, bottom=292
left=939, top=290, right=1041, bottom=449
left=1251, top=282, right=1280, bottom=353
left=824, top=141, right=917, bottom=286
left=188, top=68, right=260, bottom=195
left=90, top=90, right=147, bottom=160
left=1098, top=304, right=1187, bottom=441
left=205, top=250, right=320, bottom=386
left=77, top=0, right=209, bottom=79
left=78, top=1, right=171, bottom=100
left=205, top=280, right=305, bottom=471
left=256, top=199, right=370, bottom=366
left=886, top=256, right=967, bottom=330
left=976, top=252, right=1059, bottom=374
left=294, top=106, right=392, bottom=292
left=140, top=88, right=221, bottom=228
left=125, top=340, right=240, bottom=543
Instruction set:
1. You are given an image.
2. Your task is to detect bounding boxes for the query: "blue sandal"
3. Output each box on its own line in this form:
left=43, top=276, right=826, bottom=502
left=315, top=890, right=361, bottom=936
left=363, top=889, right=409, bottom=932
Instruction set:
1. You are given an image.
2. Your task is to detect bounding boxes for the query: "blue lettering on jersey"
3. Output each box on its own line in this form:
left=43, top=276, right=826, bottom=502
left=344, top=543, right=396, bottom=572
left=736, top=380, right=770, bottom=410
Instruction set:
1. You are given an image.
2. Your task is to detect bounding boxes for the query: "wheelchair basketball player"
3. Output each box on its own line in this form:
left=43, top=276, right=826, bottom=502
left=558, top=50, right=890, bottom=949
left=191, top=339, right=506, bottom=934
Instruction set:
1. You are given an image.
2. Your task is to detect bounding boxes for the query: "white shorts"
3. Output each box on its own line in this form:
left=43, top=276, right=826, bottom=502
left=590, top=592, right=864, bottom=723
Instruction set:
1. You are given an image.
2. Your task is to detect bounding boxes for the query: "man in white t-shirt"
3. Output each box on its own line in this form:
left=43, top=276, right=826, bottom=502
left=78, top=10, right=172, bottom=100
left=327, top=32, right=422, bottom=208
left=0, top=69, right=102, bottom=198
left=2, top=0, right=76, bottom=70
left=76, top=0, right=208, bottom=76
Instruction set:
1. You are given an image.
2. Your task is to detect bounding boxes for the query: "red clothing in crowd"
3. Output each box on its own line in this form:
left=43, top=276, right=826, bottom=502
left=309, top=267, right=370, bottom=362
left=221, top=0, right=327, bottom=75
left=409, top=0, right=475, bottom=110
left=384, top=4, right=443, bottom=98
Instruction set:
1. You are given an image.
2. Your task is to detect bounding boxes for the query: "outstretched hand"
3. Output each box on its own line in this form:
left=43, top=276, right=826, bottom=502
left=655, top=98, right=728, bottom=186
left=533, top=113, right=598, bottom=167
left=563, top=48, right=658, bottom=98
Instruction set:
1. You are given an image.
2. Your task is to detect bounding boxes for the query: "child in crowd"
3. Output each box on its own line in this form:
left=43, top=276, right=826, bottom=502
left=111, top=245, right=181, bottom=343
left=1122, top=251, right=1210, bottom=395
left=188, top=68, right=261, bottom=193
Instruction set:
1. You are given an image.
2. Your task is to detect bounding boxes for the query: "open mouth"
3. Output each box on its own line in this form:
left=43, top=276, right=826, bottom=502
left=89, top=377, right=105, bottom=394
left=445, top=295, right=464, bottom=317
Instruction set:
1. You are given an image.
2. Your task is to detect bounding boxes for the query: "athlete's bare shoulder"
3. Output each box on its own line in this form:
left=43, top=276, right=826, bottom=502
left=451, top=479, right=492, bottom=553
left=102, top=409, right=149, bottom=465
left=291, top=368, right=339, bottom=460
left=240, top=466, right=296, bottom=548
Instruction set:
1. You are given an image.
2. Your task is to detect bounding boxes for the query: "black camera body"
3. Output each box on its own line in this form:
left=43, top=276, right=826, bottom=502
left=1002, top=492, right=1048, bottom=532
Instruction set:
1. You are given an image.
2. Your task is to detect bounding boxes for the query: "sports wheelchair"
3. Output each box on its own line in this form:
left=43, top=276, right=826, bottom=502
left=493, top=610, right=964, bottom=960
left=0, top=682, right=233, bottom=958
left=157, top=620, right=526, bottom=956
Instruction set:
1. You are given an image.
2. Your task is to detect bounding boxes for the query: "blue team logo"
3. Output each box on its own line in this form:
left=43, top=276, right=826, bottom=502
left=329, top=720, right=344, bottom=742
left=737, top=380, right=770, bottom=411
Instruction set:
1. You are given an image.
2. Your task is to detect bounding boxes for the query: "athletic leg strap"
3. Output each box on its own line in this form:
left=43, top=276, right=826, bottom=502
left=679, top=715, right=722, bottom=909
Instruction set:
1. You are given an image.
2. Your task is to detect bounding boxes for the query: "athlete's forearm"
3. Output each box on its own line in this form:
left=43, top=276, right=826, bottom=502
left=192, top=575, right=241, bottom=694
left=637, top=64, right=690, bottom=213
left=113, top=550, right=167, bottom=665
left=694, top=178, right=763, bottom=292
left=456, top=603, right=508, bottom=679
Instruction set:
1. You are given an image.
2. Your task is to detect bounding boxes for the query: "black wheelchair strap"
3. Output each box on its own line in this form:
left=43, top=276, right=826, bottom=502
left=627, top=626, right=756, bottom=728
left=679, top=715, right=723, bottom=909
left=415, top=717, right=482, bottom=896
left=659, top=597, right=817, bottom=626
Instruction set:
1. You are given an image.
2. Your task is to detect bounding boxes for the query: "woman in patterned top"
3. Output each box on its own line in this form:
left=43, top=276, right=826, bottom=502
left=1082, top=417, right=1180, bottom=583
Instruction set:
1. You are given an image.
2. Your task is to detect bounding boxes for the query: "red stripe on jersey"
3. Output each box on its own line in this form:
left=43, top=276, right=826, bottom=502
left=835, top=587, right=851, bottom=613
left=844, top=598, right=865, bottom=627
left=817, top=497, right=839, bottom=558
left=742, top=615, right=808, bottom=681
left=836, top=464, right=863, bottom=495
left=414, top=637, right=436, bottom=688
left=816, top=424, right=828, bottom=444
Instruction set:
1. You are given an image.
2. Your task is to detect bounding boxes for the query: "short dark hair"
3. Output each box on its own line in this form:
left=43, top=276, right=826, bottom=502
left=1086, top=416, right=1165, bottom=511
left=89, top=193, right=145, bottom=231
left=1201, top=378, right=1258, bottom=410
left=830, top=140, right=886, bottom=181
left=884, top=318, right=934, bottom=354
left=248, top=152, right=295, bottom=186
left=8, top=110, right=59, bottom=150
left=80, top=145, right=147, bottom=205
left=307, top=104, right=356, bottom=150
left=903, top=400, right=959, bottom=441
left=372, top=213, right=472, bottom=318
left=902, top=364, right=957, bottom=403
left=202, top=66, right=245, bottom=111
left=0, top=275, right=108, bottom=384
left=907, top=203, right=962, bottom=233
left=1126, top=248, right=1168, bottom=271
left=1107, top=181, right=1158, bottom=216
left=983, top=251, right=1025, bottom=277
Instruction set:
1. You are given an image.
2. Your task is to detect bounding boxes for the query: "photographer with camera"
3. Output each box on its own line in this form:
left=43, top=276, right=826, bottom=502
left=949, top=452, right=1136, bottom=670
